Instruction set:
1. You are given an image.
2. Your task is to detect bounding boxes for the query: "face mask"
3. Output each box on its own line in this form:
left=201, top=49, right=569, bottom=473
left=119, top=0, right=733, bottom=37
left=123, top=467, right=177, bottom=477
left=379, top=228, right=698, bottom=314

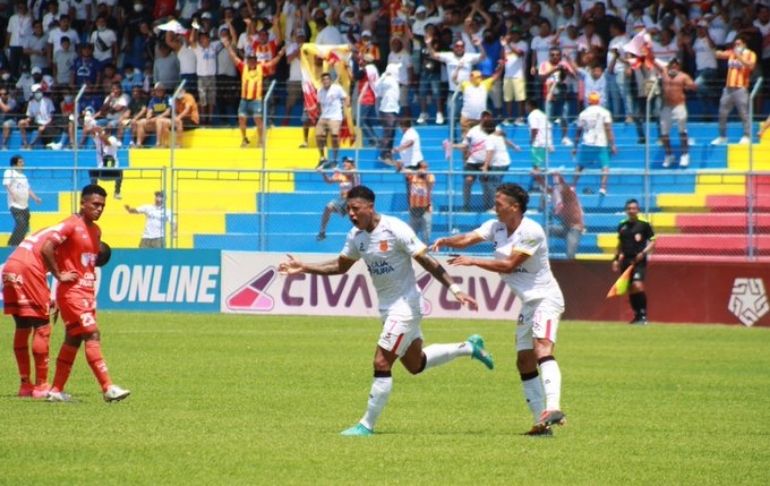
left=98, top=26, right=106, bottom=32
left=1, top=73, right=9, bottom=80
left=668, top=70, right=678, bottom=78
left=64, top=95, right=73, bottom=102
left=257, top=1, right=266, bottom=9
left=134, top=4, right=143, bottom=12
left=319, top=2, right=328, bottom=9
left=233, top=1, right=240, bottom=9
left=34, top=92, right=43, bottom=100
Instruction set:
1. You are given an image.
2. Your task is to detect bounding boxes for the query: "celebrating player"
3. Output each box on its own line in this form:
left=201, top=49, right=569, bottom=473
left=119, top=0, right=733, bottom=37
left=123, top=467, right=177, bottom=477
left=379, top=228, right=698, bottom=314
left=2, top=226, right=75, bottom=398
left=278, top=185, right=493, bottom=437
left=431, top=183, right=566, bottom=436
left=43, top=184, right=130, bottom=402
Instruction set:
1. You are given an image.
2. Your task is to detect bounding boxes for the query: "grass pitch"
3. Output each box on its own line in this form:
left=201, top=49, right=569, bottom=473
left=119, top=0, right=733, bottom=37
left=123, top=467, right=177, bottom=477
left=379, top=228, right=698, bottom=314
left=1, top=313, right=769, bottom=485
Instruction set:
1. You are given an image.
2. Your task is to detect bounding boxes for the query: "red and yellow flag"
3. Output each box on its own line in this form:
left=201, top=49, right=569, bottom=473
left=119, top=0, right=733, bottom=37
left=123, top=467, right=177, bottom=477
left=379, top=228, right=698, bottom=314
left=606, top=264, right=634, bottom=298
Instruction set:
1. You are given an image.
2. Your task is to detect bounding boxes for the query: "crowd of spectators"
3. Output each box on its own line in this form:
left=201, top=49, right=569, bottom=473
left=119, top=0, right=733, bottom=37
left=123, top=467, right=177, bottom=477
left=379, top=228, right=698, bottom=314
left=0, top=0, right=766, bottom=149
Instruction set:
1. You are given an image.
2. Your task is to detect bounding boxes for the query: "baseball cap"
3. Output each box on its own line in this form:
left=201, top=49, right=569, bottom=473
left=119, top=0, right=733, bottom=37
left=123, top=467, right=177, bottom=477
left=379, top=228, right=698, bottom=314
left=361, top=30, right=372, bottom=38
left=31, top=66, right=42, bottom=75
left=454, top=39, right=465, bottom=47
left=415, top=6, right=426, bottom=14
left=201, top=11, right=212, bottom=19
left=588, top=91, right=601, bottom=104
left=154, top=82, right=165, bottom=90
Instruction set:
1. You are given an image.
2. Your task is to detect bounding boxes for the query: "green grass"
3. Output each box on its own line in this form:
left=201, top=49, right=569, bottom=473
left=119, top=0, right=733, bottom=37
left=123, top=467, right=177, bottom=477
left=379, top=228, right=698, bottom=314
left=1, top=313, right=769, bottom=485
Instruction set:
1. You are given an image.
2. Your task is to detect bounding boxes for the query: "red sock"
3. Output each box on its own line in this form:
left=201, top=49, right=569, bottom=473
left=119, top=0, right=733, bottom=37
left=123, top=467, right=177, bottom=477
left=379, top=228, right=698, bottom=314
left=13, top=328, right=32, bottom=383
left=85, top=340, right=112, bottom=392
left=32, top=325, right=51, bottom=386
left=52, top=343, right=78, bottom=392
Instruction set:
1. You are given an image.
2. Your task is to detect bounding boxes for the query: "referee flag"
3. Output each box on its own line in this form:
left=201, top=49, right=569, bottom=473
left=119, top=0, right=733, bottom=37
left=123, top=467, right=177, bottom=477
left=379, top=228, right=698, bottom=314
left=606, top=264, right=634, bottom=298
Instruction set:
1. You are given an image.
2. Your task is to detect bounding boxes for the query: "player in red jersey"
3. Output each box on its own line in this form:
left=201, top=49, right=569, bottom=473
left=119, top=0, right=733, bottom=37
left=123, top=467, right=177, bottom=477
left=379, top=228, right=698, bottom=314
left=3, top=224, right=77, bottom=398
left=42, top=184, right=130, bottom=402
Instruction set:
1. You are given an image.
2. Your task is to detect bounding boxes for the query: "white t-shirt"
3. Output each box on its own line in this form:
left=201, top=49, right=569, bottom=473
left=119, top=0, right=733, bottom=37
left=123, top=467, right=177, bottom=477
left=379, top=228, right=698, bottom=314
left=399, top=127, right=423, bottom=167
left=436, top=52, right=482, bottom=92
left=474, top=217, right=564, bottom=304
left=7, top=13, right=32, bottom=47
left=3, top=169, right=30, bottom=209
left=47, top=27, right=79, bottom=55
left=693, top=36, right=717, bottom=70
left=177, top=44, right=197, bottom=75
left=375, top=74, right=400, bottom=114
left=557, top=34, right=579, bottom=61
left=464, top=124, right=489, bottom=164
left=340, top=214, right=427, bottom=319
left=193, top=42, right=220, bottom=76
left=527, top=109, right=550, bottom=148
left=387, top=50, right=412, bottom=85
left=607, top=34, right=629, bottom=75
left=26, top=97, right=55, bottom=125
left=286, top=42, right=302, bottom=81
left=318, top=83, right=347, bottom=121
left=530, top=34, right=555, bottom=68
left=650, top=39, right=678, bottom=64
left=90, top=28, right=117, bottom=62
left=503, top=40, right=529, bottom=79
left=485, top=134, right=510, bottom=168
left=577, top=105, right=612, bottom=147
left=460, top=79, right=493, bottom=120
left=137, top=204, right=172, bottom=239
left=94, top=135, right=121, bottom=167
left=316, top=25, right=344, bottom=45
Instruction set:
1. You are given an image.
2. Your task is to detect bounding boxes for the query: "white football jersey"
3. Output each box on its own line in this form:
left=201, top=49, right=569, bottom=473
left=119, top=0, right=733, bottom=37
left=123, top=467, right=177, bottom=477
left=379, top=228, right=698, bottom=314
left=464, top=124, right=489, bottom=164
left=577, top=105, right=612, bottom=147
left=474, top=217, right=564, bottom=304
left=341, top=215, right=427, bottom=318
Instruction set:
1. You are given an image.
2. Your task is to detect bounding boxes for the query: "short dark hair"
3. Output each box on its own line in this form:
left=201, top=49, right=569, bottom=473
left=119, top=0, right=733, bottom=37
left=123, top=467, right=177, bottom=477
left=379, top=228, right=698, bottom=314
left=82, top=184, right=107, bottom=199
left=399, top=118, right=412, bottom=128
left=625, top=198, right=639, bottom=208
left=347, top=185, right=375, bottom=203
left=10, top=155, right=22, bottom=167
left=154, top=190, right=165, bottom=198
left=321, top=72, right=331, bottom=79
left=496, top=183, right=529, bottom=213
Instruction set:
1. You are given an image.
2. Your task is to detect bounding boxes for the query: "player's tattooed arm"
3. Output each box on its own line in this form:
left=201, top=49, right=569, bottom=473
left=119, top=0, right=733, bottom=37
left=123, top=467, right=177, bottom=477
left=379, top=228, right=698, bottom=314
left=414, top=252, right=478, bottom=310
left=279, top=254, right=356, bottom=275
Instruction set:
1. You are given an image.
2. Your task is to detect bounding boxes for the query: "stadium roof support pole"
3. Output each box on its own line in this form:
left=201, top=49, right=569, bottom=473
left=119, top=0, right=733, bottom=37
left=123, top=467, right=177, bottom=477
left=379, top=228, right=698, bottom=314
left=747, top=77, right=763, bottom=260
left=72, top=83, right=87, bottom=214
left=354, top=86, right=365, bottom=166
left=544, top=82, right=557, bottom=245
left=644, top=78, right=658, bottom=217
left=169, top=79, right=187, bottom=171
left=260, top=80, right=277, bottom=252
left=448, top=89, right=460, bottom=233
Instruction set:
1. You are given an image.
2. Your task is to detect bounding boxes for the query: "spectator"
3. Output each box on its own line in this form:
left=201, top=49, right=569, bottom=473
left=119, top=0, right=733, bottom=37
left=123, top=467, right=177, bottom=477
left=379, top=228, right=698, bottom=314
left=530, top=19, right=556, bottom=101
left=653, top=58, right=696, bottom=168
left=46, top=15, right=79, bottom=64
left=540, top=47, right=576, bottom=147
left=313, top=9, right=344, bottom=45
left=46, top=88, right=75, bottom=150
left=578, top=63, right=607, bottom=108
left=571, top=91, right=616, bottom=196
left=124, top=21, right=155, bottom=73
left=386, top=37, right=413, bottom=118
left=606, top=21, right=633, bottom=121
left=73, top=43, right=99, bottom=87
left=315, top=156, right=358, bottom=241
left=356, top=30, right=381, bottom=64
left=24, top=20, right=49, bottom=74
left=127, top=86, right=148, bottom=147
left=374, top=63, right=400, bottom=161
left=166, top=31, right=197, bottom=96
left=94, top=82, right=130, bottom=139
left=134, top=82, right=171, bottom=147
left=315, top=71, right=350, bottom=167
left=692, top=21, right=718, bottom=113
left=525, top=98, right=551, bottom=192
left=53, top=36, right=76, bottom=86
left=502, top=27, right=529, bottom=126
left=216, top=27, right=238, bottom=125
left=41, top=2, right=59, bottom=34
left=354, top=54, right=379, bottom=146
left=480, top=119, right=512, bottom=212
left=157, top=85, right=199, bottom=147
left=89, top=127, right=123, bottom=200
left=18, top=84, right=55, bottom=149
left=3, top=155, right=41, bottom=246
left=404, top=160, right=434, bottom=243
left=121, top=64, right=144, bottom=93
left=416, top=24, right=442, bottom=125
left=452, top=110, right=494, bottom=212
left=711, top=36, right=756, bottom=145
left=0, top=88, right=19, bottom=149
left=6, top=2, right=32, bottom=79
left=90, top=15, right=118, bottom=68
left=284, top=29, right=305, bottom=127
left=190, top=26, right=220, bottom=126
left=549, top=171, right=584, bottom=260
left=456, top=68, right=502, bottom=139
left=426, top=36, right=486, bottom=125
left=387, top=118, right=423, bottom=172
left=124, top=191, right=175, bottom=248
left=152, top=43, right=180, bottom=90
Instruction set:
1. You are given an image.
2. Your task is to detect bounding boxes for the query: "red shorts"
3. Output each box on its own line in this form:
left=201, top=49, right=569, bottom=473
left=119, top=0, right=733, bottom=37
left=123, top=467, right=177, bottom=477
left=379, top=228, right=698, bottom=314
left=58, top=294, right=99, bottom=336
left=2, top=259, right=50, bottom=319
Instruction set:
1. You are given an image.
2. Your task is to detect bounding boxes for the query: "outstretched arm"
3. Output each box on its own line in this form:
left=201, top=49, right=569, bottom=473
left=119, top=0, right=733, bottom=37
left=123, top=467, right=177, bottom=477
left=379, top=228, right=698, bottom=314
left=448, top=250, right=529, bottom=274
left=278, top=254, right=357, bottom=275
left=414, top=252, right=477, bottom=309
left=430, top=230, right=485, bottom=252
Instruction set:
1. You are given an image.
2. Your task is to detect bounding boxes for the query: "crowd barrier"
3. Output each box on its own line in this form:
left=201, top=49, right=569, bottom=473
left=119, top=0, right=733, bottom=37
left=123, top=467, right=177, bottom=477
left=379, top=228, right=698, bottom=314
left=0, top=249, right=767, bottom=326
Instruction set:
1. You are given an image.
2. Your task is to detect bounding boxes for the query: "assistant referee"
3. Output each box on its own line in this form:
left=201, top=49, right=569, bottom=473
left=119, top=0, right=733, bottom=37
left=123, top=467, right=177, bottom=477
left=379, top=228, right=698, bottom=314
left=612, top=199, right=656, bottom=324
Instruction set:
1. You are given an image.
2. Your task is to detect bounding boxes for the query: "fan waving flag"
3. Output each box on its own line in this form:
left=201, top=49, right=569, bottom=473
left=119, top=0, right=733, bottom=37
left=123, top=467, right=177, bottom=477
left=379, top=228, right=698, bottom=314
left=606, top=264, right=635, bottom=298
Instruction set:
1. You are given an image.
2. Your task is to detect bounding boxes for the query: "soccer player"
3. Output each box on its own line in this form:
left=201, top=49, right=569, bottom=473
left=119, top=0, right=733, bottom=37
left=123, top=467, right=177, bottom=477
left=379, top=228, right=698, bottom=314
left=278, top=185, right=493, bottom=437
left=44, top=184, right=130, bottom=402
left=2, top=225, right=74, bottom=397
left=431, top=183, right=566, bottom=436
left=612, top=199, right=656, bottom=325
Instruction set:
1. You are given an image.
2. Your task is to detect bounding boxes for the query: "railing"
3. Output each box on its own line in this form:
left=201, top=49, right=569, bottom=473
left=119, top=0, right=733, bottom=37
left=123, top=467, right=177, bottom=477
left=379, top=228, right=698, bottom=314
left=748, top=77, right=764, bottom=260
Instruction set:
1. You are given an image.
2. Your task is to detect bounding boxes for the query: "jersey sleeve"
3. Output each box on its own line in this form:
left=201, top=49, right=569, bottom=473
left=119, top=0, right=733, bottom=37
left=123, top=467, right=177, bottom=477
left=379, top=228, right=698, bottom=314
left=340, top=230, right=361, bottom=260
left=473, top=219, right=496, bottom=241
left=511, top=223, right=543, bottom=256
left=394, top=221, right=427, bottom=256
left=644, top=222, right=655, bottom=240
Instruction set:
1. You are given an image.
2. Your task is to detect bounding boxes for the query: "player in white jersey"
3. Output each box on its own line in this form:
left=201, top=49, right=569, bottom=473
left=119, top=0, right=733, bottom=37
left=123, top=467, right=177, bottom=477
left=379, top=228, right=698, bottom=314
left=278, top=185, right=493, bottom=437
left=431, top=183, right=566, bottom=437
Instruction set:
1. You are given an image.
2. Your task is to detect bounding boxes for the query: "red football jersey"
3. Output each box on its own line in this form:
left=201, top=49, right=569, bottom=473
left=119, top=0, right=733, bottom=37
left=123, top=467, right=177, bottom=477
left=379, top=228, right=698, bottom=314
left=52, top=214, right=101, bottom=301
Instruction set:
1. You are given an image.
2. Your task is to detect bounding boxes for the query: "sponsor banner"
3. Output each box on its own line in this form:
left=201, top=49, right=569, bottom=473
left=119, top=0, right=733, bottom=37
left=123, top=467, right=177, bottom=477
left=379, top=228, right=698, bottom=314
left=220, top=252, right=522, bottom=320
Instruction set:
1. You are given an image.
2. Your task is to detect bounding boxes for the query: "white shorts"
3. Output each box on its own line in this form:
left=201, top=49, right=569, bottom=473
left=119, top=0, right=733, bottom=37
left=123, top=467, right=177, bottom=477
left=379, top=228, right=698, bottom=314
left=378, top=315, right=423, bottom=357
left=516, top=297, right=565, bottom=352
left=660, top=104, right=687, bottom=134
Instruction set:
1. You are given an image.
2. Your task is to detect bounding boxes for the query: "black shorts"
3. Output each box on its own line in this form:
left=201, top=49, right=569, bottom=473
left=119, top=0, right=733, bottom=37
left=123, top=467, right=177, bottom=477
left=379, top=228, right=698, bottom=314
left=621, top=259, right=646, bottom=282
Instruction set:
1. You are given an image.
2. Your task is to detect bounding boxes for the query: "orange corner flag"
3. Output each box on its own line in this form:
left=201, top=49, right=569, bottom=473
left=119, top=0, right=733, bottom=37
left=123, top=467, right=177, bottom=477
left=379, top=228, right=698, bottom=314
left=606, top=264, right=634, bottom=298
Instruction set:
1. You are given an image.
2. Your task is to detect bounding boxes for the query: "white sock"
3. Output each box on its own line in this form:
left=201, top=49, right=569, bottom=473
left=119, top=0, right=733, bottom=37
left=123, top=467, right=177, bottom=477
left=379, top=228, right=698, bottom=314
left=521, top=375, right=545, bottom=424
left=423, top=342, right=472, bottom=371
left=360, top=376, right=392, bottom=431
left=539, top=359, right=562, bottom=411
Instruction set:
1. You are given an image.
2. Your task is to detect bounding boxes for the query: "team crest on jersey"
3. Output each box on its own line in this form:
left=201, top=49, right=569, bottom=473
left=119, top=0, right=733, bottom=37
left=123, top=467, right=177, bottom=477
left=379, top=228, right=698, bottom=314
left=379, top=240, right=389, bottom=252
